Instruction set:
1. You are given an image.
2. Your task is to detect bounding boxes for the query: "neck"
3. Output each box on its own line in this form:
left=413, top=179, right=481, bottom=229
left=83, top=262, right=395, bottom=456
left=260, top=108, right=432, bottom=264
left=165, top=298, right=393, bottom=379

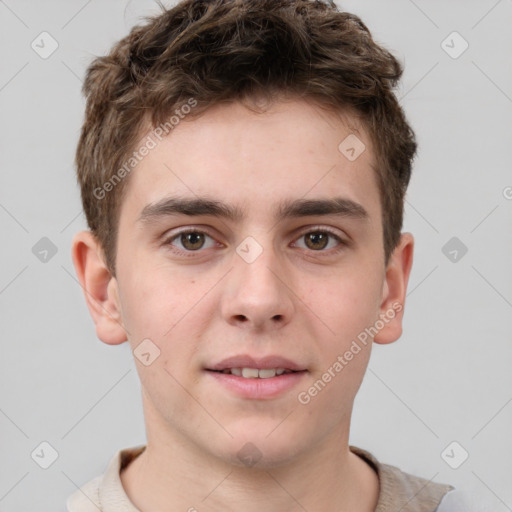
left=121, top=421, right=379, bottom=512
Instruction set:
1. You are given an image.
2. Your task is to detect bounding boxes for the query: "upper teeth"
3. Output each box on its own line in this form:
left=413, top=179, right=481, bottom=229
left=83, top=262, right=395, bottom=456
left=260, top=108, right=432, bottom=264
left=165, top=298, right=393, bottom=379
left=222, top=368, right=288, bottom=378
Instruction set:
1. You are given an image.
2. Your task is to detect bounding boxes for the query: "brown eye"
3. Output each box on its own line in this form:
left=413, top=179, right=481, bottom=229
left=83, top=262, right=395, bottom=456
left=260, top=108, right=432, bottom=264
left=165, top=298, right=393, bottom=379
left=293, top=228, right=346, bottom=253
left=304, top=232, right=329, bottom=250
left=164, top=229, right=217, bottom=253
left=180, top=232, right=205, bottom=251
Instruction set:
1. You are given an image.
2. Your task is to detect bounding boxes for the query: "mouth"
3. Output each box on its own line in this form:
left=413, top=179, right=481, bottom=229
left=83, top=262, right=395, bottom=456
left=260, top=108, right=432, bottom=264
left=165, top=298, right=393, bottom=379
left=206, top=354, right=307, bottom=375
left=208, top=367, right=301, bottom=379
left=205, top=355, right=308, bottom=399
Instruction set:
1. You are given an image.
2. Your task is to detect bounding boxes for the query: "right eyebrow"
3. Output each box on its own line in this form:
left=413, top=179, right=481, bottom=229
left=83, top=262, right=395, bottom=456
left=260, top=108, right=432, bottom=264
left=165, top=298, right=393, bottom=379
left=138, top=196, right=244, bottom=224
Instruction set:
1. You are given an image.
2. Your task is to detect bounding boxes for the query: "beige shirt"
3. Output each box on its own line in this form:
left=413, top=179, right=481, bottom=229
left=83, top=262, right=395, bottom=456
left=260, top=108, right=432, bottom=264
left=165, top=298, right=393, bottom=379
left=67, top=445, right=456, bottom=512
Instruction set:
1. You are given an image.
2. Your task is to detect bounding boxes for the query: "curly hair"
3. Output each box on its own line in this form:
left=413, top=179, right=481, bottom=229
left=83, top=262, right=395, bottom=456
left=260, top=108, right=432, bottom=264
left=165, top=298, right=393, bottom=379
left=76, top=0, right=417, bottom=274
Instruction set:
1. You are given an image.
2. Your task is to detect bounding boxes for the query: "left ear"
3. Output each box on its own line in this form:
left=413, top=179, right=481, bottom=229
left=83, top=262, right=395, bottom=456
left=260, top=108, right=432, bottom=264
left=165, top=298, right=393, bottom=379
left=373, top=232, right=414, bottom=345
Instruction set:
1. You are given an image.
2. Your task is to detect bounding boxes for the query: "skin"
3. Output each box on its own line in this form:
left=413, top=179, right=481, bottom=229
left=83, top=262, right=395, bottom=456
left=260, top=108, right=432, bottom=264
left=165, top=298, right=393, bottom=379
left=72, top=98, right=413, bottom=512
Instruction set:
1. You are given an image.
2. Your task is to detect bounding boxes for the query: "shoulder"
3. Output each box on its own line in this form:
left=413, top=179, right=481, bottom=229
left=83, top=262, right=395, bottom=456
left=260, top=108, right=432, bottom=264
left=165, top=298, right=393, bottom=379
left=66, top=475, right=102, bottom=512
left=436, top=489, right=470, bottom=511
left=436, top=488, right=498, bottom=512
left=350, top=445, right=453, bottom=512
left=378, top=460, right=454, bottom=512
left=65, top=445, right=146, bottom=512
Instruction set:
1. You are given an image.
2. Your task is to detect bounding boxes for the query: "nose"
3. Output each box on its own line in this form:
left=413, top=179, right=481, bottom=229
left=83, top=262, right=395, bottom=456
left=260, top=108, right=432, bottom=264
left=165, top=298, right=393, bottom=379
left=220, top=242, right=295, bottom=331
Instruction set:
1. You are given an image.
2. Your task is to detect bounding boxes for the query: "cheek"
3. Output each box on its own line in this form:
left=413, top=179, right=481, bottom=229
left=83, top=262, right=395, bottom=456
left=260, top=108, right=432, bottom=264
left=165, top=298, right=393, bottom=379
left=119, top=267, right=213, bottom=376
left=121, top=279, right=171, bottom=338
left=119, top=272, right=204, bottom=402
left=295, top=335, right=372, bottom=433
left=304, top=269, right=382, bottom=345
left=119, top=259, right=197, bottom=335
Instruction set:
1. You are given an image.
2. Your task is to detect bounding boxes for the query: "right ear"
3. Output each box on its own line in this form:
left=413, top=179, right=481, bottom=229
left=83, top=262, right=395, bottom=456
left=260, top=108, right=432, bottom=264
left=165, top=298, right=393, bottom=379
left=71, top=230, right=127, bottom=345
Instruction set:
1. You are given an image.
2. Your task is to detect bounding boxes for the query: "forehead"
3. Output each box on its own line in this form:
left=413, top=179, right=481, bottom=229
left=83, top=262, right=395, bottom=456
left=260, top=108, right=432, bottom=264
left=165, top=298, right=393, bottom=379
left=119, top=98, right=381, bottom=227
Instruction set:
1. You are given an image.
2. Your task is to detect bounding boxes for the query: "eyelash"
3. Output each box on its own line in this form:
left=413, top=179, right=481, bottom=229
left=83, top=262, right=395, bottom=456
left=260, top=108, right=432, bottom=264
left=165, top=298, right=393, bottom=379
left=162, top=226, right=348, bottom=257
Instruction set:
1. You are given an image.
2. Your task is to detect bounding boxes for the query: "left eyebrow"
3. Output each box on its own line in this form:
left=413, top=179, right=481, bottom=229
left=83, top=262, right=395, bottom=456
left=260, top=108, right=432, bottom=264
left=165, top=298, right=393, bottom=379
left=137, top=195, right=369, bottom=225
left=277, top=197, right=369, bottom=221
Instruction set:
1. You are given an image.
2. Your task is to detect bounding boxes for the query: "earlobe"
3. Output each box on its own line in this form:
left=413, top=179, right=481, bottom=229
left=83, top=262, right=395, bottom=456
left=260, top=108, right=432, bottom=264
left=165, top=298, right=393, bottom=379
left=71, top=230, right=127, bottom=345
left=373, top=232, right=414, bottom=345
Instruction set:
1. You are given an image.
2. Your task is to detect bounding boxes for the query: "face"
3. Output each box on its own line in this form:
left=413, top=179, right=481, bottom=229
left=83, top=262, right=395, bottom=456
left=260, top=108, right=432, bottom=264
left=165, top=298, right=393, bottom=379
left=76, top=98, right=412, bottom=468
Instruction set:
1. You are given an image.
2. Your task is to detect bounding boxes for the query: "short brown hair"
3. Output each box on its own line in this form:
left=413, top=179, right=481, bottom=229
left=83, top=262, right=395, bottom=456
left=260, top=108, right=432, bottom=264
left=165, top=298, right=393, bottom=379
left=76, top=0, right=417, bottom=275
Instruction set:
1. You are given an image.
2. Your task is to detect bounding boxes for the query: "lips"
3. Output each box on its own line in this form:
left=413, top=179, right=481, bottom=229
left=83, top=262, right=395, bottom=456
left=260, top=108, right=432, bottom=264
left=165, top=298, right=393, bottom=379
left=205, top=355, right=308, bottom=399
left=206, top=354, right=307, bottom=373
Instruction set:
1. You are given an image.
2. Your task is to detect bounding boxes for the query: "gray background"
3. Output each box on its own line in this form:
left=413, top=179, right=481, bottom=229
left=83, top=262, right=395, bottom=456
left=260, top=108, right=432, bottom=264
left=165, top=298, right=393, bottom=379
left=0, top=0, right=511, bottom=510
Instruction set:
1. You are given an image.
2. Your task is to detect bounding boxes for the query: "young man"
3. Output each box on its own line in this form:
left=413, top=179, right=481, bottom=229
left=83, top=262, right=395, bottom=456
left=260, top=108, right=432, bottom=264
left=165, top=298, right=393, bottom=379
left=68, top=0, right=467, bottom=510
